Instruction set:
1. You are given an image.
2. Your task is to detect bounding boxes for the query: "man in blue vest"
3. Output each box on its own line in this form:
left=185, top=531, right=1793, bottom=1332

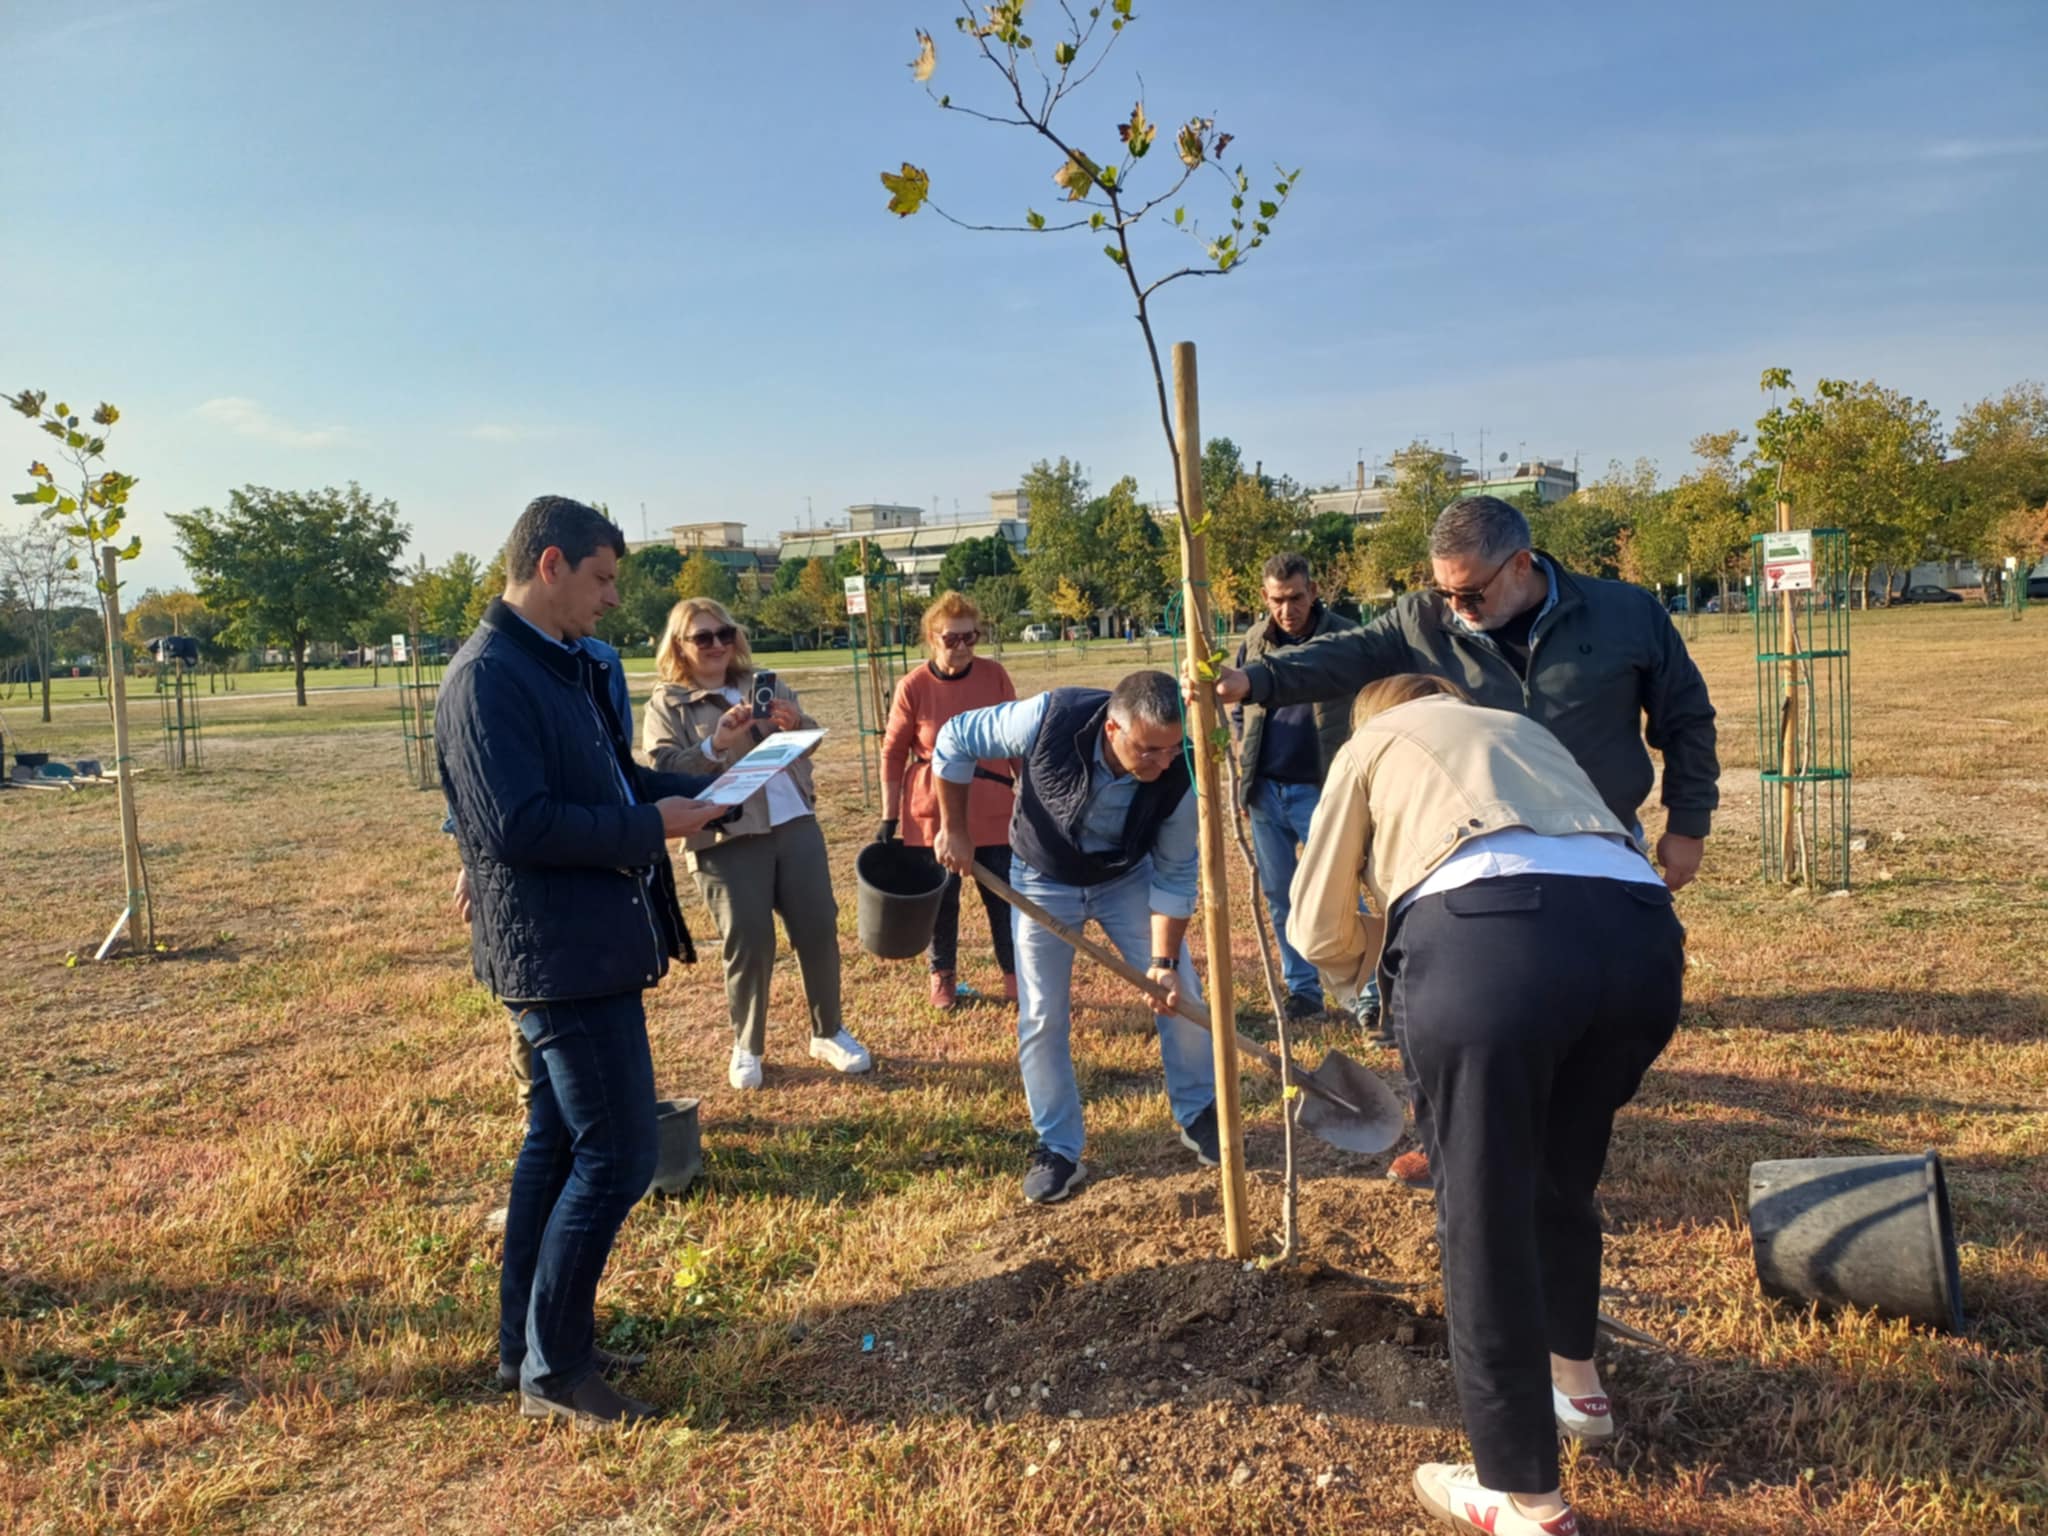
left=932, top=670, right=1217, bottom=1204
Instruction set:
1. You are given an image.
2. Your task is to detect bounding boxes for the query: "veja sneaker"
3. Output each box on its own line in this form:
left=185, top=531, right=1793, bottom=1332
left=728, top=1046, right=764, bottom=1091
left=809, top=1029, right=872, bottom=1074
left=1412, top=1463, right=1580, bottom=1534
left=1553, top=1383, right=1614, bottom=1445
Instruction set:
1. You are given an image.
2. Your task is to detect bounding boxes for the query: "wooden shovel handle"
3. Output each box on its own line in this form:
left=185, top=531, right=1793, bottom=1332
left=970, top=860, right=1289, bottom=1080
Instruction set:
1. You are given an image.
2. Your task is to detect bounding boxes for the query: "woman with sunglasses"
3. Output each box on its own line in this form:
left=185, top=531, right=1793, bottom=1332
left=643, top=597, right=869, bottom=1091
left=878, top=590, right=1019, bottom=1009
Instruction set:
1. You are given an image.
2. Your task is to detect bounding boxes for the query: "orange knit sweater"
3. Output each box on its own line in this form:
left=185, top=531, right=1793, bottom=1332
left=881, top=659, right=1018, bottom=847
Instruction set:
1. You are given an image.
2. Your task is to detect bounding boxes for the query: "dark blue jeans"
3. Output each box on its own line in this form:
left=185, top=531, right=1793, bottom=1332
left=499, top=992, right=659, bottom=1397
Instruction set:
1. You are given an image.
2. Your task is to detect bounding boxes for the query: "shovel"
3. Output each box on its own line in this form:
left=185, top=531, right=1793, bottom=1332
left=971, top=861, right=1404, bottom=1155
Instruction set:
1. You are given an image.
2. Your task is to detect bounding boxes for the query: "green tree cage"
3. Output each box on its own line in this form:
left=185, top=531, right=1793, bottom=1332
left=848, top=567, right=910, bottom=810
left=1751, top=527, right=1851, bottom=888
left=397, top=630, right=443, bottom=791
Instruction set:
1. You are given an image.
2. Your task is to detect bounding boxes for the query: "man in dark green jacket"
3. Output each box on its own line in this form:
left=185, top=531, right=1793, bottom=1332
left=1230, top=552, right=1373, bottom=1029
left=1203, top=494, right=1718, bottom=1191
left=1207, top=497, right=1719, bottom=889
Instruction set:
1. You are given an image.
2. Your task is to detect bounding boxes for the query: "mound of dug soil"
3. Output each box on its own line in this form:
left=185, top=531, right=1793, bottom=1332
left=792, top=1240, right=1456, bottom=1432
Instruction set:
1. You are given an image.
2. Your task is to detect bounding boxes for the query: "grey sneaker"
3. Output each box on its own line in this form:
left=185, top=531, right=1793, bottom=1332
left=1022, top=1145, right=1085, bottom=1204
left=518, top=1372, right=660, bottom=1428
left=1178, top=1103, right=1220, bottom=1167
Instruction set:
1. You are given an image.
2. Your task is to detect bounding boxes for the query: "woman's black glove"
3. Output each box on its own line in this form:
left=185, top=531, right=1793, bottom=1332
left=877, top=819, right=899, bottom=843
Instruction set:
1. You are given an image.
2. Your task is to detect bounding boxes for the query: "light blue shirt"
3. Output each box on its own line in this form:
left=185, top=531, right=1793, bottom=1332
left=934, top=693, right=1200, bottom=919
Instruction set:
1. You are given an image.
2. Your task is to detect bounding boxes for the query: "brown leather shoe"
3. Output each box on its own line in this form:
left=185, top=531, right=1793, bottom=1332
left=1388, top=1149, right=1433, bottom=1192
left=519, top=1372, right=660, bottom=1428
left=929, top=970, right=957, bottom=1010
left=1003, top=972, right=1018, bottom=1004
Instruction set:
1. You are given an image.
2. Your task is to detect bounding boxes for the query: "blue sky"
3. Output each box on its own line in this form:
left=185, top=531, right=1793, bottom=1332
left=4, top=0, right=2044, bottom=592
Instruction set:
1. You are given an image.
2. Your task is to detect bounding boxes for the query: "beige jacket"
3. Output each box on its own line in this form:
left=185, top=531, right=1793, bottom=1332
left=1286, top=696, right=1636, bottom=998
left=641, top=673, right=821, bottom=864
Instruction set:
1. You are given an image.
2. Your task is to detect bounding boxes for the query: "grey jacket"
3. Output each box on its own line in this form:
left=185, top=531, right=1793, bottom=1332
left=1231, top=600, right=1358, bottom=806
left=1239, top=555, right=1719, bottom=838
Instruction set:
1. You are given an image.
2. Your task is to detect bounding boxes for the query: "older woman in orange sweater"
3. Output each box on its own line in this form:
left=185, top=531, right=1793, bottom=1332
left=879, top=591, right=1018, bottom=1009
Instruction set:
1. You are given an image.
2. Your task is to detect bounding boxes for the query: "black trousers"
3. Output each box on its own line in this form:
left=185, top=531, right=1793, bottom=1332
left=1384, top=874, right=1684, bottom=1494
left=911, top=843, right=1017, bottom=976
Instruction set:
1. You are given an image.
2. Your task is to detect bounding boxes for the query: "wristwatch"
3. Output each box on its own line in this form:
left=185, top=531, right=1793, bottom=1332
left=1149, top=955, right=1174, bottom=972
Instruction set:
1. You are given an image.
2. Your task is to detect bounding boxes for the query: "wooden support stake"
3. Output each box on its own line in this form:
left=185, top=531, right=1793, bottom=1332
left=94, top=545, right=148, bottom=960
left=1172, top=341, right=1251, bottom=1260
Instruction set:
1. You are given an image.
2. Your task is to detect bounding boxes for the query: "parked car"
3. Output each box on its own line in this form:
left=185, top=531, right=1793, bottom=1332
left=1900, top=584, right=1963, bottom=604
left=1021, top=623, right=1054, bottom=643
left=2028, top=576, right=2048, bottom=601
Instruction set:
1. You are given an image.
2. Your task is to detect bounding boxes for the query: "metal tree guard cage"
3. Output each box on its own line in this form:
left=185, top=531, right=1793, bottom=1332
left=1751, top=527, right=1851, bottom=889
left=151, top=636, right=204, bottom=771
left=396, top=632, right=443, bottom=791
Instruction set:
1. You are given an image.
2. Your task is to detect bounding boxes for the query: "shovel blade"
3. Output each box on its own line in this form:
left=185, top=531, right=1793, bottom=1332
left=1296, top=1049, right=1407, bottom=1155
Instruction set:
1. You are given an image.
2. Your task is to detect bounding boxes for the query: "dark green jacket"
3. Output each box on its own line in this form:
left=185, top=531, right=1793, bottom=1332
left=1240, top=555, right=1719, bottom=838
left=1231, top=600, right=1357, bottom=807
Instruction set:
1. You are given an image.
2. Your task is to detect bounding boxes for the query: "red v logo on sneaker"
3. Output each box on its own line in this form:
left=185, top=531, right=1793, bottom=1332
left=1464, top=1505, right=1500, bottom=1534
left=1540, top=1514, right=1579, bottom=1534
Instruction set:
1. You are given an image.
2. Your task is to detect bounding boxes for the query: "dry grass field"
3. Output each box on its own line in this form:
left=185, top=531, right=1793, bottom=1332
left=1, top=610, right=2044, bottom=1535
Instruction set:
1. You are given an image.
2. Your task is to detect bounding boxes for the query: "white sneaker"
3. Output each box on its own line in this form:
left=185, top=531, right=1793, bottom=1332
left=1552, top=1382, right=1614, bottom=1444
left=1412, top=1463, right=1580, bottom=1535
left=808, top=1029, right=872, bottom=1074
left=728, top=1046, right=764, bottom=1091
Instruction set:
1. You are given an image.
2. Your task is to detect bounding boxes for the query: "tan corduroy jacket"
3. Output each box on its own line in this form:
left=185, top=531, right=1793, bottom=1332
left=641, top=673, right=821, bottom=866
left=1285, top=696, right=1637, bottom=998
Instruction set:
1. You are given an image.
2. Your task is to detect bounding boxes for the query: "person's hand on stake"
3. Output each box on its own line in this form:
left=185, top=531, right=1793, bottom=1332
left=1183, top=656, right=1250, bottom=707
left=1656, top=832, right=1704, bottom=892
left=658, top=797, right=727, bottom=840
left=709, top=702, right=755, bottom=756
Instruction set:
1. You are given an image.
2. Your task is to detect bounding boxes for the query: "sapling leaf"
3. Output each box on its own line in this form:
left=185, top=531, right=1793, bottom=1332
left=1026, top=208, right=1046, bottom=229
left=880, top=162, right=930, bottom=217
left=910, top=28, right=937, bottom=81
left=1103, top=243, right=1125, bottom=265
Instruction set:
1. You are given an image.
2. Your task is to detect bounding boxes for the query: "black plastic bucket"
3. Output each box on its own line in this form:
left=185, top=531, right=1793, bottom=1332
left=1748, top=1150, right=1964, bottom=1331
left=647, top=1098, right=703, bottom=1197
left=855, top=840, right=948, bottom=959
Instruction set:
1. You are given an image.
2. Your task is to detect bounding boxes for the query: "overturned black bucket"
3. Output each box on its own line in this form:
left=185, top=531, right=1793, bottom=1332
left=855, top=839, right=948, bottom=959
left=1748, top=1150, right=1964, bottom=1332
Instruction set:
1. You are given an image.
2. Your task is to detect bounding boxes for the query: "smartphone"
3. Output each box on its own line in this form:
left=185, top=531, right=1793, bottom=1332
left=751, top=670, right=778, bottom=719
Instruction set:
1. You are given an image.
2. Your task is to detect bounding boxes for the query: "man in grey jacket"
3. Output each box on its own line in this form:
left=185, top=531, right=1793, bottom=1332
left=1207, top=497, right=1719, bottom=888
left=1201, top=496, right=1719, bottom=1191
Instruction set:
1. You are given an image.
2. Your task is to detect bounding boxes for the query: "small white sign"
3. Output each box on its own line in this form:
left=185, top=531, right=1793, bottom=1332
left=1761, top=530, right=1815, bottom=592
left=843, top=575, right=868, bottom=615
left=391, top=633, right=409, bottom=663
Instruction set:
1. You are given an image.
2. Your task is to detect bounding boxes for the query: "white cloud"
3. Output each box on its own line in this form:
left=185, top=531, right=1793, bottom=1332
left=194, top=397, right=344, bottom=448
left=1920, top=137, right=2048, bottom=163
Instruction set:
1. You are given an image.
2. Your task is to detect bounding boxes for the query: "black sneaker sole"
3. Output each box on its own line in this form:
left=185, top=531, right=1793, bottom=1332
left=1023, top=1160, right=1086, bottom=1204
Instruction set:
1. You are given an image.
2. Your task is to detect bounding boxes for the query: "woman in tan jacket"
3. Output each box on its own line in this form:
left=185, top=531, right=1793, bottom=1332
left=642, top=598, right=868, bottom=1092
left=1288, top=673, right=1684, bottom=1536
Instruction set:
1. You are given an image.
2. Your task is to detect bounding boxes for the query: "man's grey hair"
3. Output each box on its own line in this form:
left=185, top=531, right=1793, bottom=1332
left=1108, top=670, right=1183, bottom=730
left=1430, top=495, right=1532, bottom=564
left=1261, top=550, right=1312, bottom=586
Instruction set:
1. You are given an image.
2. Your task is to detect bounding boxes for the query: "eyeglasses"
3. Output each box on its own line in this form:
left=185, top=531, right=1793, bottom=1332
left=1429, top=551, right=1517, bottom=609
left=686, top=626, right=737, bottom=649
left=936, top=631, right=979, bottom=649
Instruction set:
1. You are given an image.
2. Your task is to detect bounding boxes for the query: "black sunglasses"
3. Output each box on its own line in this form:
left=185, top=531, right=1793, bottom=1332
left=687, top=625, right=738, bottom=648
left=1428, top=550, right=1517, bottom=608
